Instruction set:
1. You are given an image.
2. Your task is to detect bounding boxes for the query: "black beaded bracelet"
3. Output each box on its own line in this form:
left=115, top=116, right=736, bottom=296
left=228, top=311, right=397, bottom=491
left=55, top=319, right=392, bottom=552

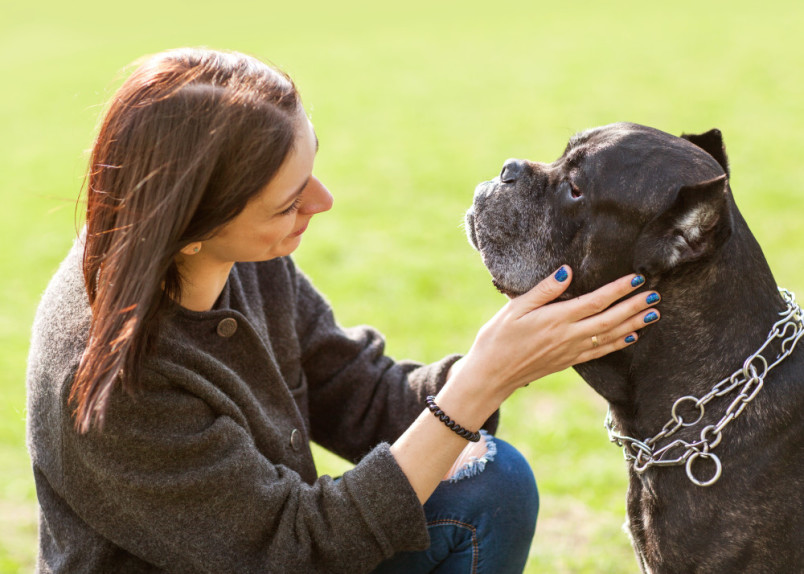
left=425, top=396, right=481, bottom=442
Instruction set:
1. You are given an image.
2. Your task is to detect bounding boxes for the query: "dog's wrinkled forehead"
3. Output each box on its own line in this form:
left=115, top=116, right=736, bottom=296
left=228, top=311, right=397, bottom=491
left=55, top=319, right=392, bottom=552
left=555, top=123, right=728, bottom=217
left=562, top=123, right=635, bottom=157
left=564, top=122, right=725, bottom=183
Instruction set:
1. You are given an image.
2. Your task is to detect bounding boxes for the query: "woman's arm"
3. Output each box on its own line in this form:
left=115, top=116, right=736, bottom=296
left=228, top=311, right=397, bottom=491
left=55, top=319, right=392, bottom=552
left=54, top=368, right=431, bottom=574
left=290, top=262, right=481, bottom=460
left=391, top=266, right=659, bottom=502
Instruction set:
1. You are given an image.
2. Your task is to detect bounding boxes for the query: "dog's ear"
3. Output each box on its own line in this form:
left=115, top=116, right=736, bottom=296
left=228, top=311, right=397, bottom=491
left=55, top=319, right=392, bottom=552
left=633, top=174, right=732, bottom=278
left=680, top=128, right=730, bottom=177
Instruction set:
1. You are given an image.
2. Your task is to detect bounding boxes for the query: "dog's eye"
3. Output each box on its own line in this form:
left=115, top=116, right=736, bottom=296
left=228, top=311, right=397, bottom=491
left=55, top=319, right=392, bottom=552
left=559, top=180, right=583, bottom=199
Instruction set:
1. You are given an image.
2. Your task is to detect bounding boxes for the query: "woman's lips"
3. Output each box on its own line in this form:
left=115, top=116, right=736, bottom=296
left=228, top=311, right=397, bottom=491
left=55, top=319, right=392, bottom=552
left=290, top=221, right=309, bottom=237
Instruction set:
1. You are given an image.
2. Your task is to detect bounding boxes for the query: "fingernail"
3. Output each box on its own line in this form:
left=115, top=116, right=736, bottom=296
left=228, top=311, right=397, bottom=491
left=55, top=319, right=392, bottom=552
left=646, top=293, right=660, bottom=305
left=554, top=266, right=569, bottom=282
left=625, top=334, right=636, bottom=344
left=631, top=275, right=645, bottom=288
left=644, top=311, right=659, bottom=323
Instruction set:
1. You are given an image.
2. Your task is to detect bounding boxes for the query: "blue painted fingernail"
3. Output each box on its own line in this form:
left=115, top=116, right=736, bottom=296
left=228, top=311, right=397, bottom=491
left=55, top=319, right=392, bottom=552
left=554, top=266, right=569, bottom=282
left=631, top=275, right=645, bottom=288
left=646, top=293, right=660, bottom=304
left=644, top=311, right=659, bottom=323
left=625, top=335, right=636, bottom=343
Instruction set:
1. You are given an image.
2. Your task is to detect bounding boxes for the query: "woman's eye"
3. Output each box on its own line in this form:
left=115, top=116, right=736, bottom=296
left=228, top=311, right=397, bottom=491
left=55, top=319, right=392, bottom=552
left=278, top=196, right=302, bottom=216
left=559, top=180, right=582, bottom=199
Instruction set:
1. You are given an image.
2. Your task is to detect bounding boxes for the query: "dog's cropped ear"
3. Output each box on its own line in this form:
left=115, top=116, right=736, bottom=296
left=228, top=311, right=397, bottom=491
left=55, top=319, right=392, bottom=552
left=680, top=128, right=730, bottom=177
left=633, top=175, right=732, bottom=279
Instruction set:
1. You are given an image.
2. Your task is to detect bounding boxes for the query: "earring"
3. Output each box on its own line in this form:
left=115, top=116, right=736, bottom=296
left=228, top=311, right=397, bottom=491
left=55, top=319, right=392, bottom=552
left=181, top=242, right=202, bottom=256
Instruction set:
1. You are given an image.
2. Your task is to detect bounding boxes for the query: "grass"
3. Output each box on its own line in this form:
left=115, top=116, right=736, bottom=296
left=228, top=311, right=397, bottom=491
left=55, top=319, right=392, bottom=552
left=2, top=1, right=803, bottom=571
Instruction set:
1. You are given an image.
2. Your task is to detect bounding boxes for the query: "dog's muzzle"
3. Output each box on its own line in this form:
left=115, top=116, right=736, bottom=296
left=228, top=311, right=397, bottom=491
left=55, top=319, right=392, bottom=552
left=465, top=179, right=500, bottom=251
left=465, top=206, right=479, bottom=251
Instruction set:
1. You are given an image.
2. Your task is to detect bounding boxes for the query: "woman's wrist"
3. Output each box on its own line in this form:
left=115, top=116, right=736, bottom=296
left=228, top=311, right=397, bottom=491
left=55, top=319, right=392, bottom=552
left=425, top=395, right=482, bottom=441
left=389, top=354, right=507, bottom=504
left=435, top=365, right=506, bottom=433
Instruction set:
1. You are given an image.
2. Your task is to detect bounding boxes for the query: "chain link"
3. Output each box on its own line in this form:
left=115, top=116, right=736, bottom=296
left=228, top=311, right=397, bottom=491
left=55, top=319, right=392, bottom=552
left=606, top=287, right=804, bottom=487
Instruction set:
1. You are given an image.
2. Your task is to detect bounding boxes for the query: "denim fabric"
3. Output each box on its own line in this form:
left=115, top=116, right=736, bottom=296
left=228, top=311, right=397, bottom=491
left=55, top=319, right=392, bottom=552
left=372, top=437, right=538, bottom=574
left=444, top=430, right=497, bottom=483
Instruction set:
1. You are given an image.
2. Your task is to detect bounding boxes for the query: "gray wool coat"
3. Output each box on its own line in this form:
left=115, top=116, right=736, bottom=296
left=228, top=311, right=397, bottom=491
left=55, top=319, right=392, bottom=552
left=26, top=237, right=497, bottom=573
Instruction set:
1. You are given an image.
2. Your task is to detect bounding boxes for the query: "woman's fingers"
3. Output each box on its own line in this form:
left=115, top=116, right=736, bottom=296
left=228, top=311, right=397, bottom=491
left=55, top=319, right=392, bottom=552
left=574, top=329, right=639, bottom=364
left=512, top=265, right=574, bottom=315
left=464, top=268, right=661, bottom=391
left=564, top=273, right=647, bottom=322
left=572, top=298, right=661, bottom=364
left=577, top=289, right=661, bottom=342
left=586, top=307, right=658, bottom=348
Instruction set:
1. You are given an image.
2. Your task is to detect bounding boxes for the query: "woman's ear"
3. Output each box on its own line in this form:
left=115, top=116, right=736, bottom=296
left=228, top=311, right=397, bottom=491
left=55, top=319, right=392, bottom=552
left=179, top=242, right=202, bottom=256
left=633, top=174, right=732, bottom=279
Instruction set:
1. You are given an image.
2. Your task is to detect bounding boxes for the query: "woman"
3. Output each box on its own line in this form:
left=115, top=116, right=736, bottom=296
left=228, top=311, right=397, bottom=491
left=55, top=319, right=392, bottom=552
left=26, top=48, right=660, bottom=573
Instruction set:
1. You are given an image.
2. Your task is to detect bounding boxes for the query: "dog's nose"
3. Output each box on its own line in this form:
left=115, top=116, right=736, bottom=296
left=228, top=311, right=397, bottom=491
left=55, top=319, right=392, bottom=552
left=500, top=159, right=525, bottom=183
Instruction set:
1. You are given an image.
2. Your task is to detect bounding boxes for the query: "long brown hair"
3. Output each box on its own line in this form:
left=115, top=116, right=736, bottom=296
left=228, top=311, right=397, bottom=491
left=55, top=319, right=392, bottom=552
left=71, top=48, right=302, bottom=432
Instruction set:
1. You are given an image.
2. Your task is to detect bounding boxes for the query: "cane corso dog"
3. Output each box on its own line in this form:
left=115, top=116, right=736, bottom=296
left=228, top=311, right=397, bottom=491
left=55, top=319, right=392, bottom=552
left=465, top=123, right=804, bottom=573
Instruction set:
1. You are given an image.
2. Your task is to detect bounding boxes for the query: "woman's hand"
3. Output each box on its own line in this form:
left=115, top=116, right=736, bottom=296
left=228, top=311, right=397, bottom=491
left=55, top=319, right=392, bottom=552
left=452, top=265, right=660, bottom=407
left=392, top=265, right=659, bottom=503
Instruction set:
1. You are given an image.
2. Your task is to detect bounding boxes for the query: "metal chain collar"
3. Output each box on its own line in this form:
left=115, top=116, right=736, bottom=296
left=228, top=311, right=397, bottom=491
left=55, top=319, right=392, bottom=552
left=605, top=287, right=804, bottom=487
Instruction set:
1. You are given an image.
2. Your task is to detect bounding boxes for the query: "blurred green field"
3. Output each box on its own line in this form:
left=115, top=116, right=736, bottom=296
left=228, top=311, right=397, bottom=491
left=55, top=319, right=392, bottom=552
left=2, top=1, right=803, bottom=572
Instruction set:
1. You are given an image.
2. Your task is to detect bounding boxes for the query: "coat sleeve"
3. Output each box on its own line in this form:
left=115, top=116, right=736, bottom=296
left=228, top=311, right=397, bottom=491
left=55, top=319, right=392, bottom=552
left=61, top=370, right=430, bottom=574
left=289, top=260, right=498, bottom=463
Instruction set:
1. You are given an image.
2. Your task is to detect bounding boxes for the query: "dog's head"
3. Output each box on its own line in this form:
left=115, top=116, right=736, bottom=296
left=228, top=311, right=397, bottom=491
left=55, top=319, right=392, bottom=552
left=465, top=122, right=733, bottom=297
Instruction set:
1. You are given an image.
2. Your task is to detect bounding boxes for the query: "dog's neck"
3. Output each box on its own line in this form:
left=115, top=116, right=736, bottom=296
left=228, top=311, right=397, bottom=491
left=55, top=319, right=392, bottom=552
left=575, top=213, right=784, bottom=439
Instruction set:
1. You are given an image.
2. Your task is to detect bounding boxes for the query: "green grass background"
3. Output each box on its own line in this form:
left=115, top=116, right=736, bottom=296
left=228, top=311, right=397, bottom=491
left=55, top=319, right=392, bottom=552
left=2, top=1, right=803, bottom=572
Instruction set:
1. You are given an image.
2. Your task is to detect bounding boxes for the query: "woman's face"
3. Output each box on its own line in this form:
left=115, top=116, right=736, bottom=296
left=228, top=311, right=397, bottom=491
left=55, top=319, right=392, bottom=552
left=197, top=111, right=333, bottom=264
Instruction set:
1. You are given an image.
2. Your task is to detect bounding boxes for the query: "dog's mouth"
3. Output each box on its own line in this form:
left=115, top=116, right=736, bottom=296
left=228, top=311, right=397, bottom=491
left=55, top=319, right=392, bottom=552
left=491, top=277, right=522, bottom=299
left=467, top=201, right=526, bottom=299
left=467, top=179, right=535, bottom=299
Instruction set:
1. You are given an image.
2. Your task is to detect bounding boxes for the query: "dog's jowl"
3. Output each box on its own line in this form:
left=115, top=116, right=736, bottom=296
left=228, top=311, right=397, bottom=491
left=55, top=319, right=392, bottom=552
left=466, top=123, right=804, bottom=573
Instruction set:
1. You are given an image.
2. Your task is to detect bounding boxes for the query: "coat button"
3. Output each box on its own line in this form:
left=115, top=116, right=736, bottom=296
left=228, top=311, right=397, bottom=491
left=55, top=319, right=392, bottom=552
left=290, top=428, right=303, bottom=452
left=216, top=317, right=238, bottom=338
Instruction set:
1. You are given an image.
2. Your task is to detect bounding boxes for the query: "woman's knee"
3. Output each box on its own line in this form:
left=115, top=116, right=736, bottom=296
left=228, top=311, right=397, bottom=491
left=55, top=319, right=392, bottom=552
left=485, top=436, right=539, bottom=525
left=421, top=435, right=538, bottom=573
left=428, top=434, right=539, bottom=527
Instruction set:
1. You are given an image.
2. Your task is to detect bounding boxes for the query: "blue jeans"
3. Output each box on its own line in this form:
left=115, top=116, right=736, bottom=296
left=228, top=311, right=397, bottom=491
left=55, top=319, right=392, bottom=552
left=372, top=436, right=539, bottom=574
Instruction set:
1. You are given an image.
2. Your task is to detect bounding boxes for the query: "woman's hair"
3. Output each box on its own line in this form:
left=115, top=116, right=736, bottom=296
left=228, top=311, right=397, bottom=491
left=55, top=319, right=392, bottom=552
left=71, top=48, right=302, bottom=432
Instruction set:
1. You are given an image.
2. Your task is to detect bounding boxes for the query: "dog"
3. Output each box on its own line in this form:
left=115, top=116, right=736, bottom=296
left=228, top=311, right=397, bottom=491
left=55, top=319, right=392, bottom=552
left=464, top=123, right=804, bottom=573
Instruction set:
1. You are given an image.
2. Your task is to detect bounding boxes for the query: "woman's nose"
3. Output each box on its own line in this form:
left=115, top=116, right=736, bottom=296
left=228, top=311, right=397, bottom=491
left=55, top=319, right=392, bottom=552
left=500, top=159, right=526, bottom=183
left=300, top=176, right=333, bottom=215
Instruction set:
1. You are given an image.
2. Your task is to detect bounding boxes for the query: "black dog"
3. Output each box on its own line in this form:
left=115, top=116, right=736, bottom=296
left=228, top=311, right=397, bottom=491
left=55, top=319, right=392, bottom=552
left=465, top=123, right=804, bottom=573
